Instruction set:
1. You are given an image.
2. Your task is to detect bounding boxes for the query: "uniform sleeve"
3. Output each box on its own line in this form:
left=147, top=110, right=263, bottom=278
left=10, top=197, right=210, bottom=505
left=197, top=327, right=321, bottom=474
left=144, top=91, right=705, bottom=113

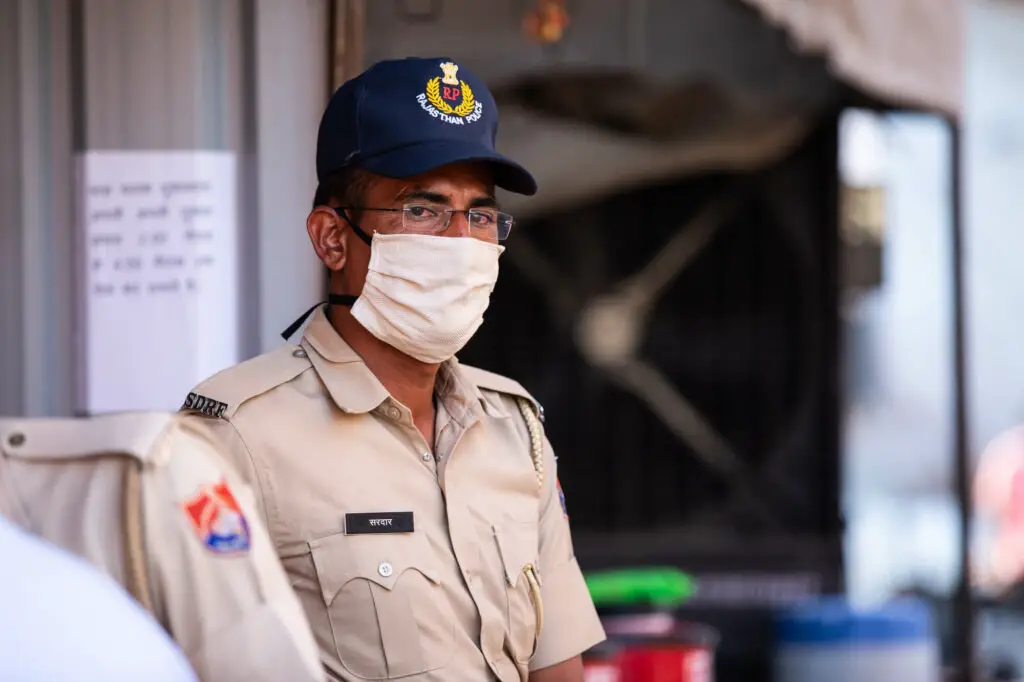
left=141, top=417, right=325, bottom=682
left=530, top=433, right=606, bottom=671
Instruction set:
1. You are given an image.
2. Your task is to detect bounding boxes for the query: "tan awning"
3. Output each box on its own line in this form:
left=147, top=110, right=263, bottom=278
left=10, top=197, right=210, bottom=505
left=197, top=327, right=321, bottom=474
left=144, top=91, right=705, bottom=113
left=741, top=0, right=964, bottom=118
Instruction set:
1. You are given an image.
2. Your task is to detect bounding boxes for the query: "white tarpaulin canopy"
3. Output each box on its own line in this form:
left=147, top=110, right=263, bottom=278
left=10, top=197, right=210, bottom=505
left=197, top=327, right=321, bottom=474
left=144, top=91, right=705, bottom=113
left=742, top=0, right=963, bottom=119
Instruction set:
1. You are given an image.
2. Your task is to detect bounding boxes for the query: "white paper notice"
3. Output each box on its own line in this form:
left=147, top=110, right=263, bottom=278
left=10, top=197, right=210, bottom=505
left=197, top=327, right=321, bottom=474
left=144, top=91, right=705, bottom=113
left=77, top=151, right=239, bottom=414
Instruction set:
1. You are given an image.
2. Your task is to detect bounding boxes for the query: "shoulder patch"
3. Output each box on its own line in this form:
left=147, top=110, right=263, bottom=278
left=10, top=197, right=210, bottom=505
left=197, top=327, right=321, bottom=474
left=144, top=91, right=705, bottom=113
left=458, top=364, right=545, bottom=422
left=182, top=344, right=312, bottom=420
left=0, top=413, right=174, bottom=464
left=180, top=393, right=228, bottom=419
left=182, top=478, right=251, bottom=555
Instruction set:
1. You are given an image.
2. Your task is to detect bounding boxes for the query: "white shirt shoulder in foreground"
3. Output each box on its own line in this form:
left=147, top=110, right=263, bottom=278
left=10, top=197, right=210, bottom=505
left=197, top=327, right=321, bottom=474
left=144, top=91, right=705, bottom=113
left=0, top=514, right=197, bottom=682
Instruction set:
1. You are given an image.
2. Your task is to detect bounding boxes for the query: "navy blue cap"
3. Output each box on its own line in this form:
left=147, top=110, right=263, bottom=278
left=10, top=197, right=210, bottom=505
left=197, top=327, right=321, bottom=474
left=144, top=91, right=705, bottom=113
left=316, top=57, right=537, bottom=195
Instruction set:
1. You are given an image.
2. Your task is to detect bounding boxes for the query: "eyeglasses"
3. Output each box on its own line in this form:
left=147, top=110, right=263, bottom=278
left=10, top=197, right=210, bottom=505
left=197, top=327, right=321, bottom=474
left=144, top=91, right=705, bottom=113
left=334, top=203, right=515, bottom=242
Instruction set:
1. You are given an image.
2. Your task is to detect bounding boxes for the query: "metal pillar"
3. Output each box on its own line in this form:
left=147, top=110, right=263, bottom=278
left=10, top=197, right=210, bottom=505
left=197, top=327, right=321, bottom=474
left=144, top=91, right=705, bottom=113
left=950, top=119, right=975, bottom=682
left=328, top=0, right=365, bottom=93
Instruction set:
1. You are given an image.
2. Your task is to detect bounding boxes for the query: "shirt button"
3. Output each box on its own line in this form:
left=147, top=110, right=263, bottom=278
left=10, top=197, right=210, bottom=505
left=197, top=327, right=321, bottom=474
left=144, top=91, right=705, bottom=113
left=378, top=561, right=393, bottom=578
left=387, top=406, right=401, bottom=420
left=292, top=348, right=307, bottom=358
left=422, top=452, right=431, bottom=461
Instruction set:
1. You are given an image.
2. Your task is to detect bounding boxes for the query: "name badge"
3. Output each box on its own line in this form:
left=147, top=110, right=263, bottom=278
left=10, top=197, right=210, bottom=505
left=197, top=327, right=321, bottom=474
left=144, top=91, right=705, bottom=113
left=345, top=512, right=414, bottom=535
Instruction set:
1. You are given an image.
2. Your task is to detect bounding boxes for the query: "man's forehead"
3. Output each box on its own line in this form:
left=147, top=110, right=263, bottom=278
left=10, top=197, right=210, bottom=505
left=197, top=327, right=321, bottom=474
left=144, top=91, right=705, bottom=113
left=373, top=164, right=496, bottom=201
left=412, top=161, right=494, bottom=186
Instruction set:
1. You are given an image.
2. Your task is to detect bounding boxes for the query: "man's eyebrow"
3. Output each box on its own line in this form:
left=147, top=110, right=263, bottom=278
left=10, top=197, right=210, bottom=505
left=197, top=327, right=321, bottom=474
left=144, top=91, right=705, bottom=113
left=469, top=195, right=499, bottom=210
left=394, top=188, right=449, bottom=204
left=395, top=187, right=499, bottom=210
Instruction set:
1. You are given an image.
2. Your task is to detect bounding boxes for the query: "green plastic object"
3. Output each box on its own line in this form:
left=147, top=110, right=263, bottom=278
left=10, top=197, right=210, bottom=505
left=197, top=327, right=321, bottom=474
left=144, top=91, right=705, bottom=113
left=585, top=567, right=697, bottom=609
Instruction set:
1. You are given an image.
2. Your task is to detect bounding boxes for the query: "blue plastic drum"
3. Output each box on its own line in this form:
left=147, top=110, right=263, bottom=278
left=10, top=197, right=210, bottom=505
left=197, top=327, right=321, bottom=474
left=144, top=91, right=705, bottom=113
left=774, top=598, right=940, bottom=682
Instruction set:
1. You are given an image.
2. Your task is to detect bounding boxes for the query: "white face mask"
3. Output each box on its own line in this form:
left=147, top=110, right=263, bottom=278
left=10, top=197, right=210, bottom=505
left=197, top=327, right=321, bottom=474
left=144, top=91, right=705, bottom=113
left=349, top=232, right=504, bottom=364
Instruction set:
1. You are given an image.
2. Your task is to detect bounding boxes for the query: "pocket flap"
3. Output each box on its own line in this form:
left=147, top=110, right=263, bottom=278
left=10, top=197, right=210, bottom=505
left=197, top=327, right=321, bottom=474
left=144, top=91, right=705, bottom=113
left=310, top=531, right=440, bottom=604
left=493, top=522, right=539, bottom=589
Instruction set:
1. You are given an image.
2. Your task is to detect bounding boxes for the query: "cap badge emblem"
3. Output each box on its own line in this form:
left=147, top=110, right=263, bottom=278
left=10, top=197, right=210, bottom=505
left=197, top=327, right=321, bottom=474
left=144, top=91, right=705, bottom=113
left=440, top=61, right=460, bottom=85
left=417, top=61, right=484, bottom=125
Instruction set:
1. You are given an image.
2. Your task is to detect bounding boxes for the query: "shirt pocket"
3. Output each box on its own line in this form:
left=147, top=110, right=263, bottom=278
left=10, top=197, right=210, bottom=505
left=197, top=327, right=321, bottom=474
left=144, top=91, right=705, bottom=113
left=493, top=521, right=542, bottom=664
left=309, top=531, right=454, bottom=679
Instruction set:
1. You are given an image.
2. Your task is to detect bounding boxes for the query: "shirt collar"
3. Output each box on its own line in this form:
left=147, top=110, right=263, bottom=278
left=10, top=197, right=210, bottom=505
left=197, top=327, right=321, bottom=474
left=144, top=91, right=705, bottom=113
left=301, top=308, right=389, bottom=414
left=436, top=358, right=489, bottom=427
left=300, top=308, right=492, bottom=422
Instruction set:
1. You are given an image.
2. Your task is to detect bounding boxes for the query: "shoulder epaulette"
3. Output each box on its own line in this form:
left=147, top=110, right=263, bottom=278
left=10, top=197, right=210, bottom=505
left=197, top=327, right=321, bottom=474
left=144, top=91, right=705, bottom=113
left=458, top=364, right=544, bottom=423
left=0, top=412, right=174, bottom=464
left=459, top=364, right=546, bottom=488
left=181, top=344, right=312, bottom=420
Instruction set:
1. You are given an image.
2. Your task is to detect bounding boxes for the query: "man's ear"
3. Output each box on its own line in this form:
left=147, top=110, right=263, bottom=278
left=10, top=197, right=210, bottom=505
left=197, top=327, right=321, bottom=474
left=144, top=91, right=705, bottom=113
left=307, top=207, right=348, bottom=271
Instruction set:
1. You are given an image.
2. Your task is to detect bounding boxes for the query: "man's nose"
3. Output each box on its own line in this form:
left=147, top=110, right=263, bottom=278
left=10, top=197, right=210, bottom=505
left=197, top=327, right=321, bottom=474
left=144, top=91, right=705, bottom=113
left=445, top=211, right=472, bottom=238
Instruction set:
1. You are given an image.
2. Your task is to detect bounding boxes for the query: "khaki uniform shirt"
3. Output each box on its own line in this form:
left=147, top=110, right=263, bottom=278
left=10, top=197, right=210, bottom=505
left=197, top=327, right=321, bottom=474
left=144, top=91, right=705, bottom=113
left=0, top=411, right=325, bottom=682
left=181, top=308, right=605, bottom=681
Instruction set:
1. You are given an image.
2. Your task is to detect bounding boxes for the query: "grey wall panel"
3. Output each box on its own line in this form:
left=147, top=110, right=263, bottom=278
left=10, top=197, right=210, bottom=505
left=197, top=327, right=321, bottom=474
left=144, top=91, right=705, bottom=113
left=0, top=0, right=75, bottom=417
left=22, top=0, right=75, bottom=417
left=252, top=0, right=328, bottom=350
left=81, top=0, right=246, bottom=151
left=0, top=0, right=26, bottom=414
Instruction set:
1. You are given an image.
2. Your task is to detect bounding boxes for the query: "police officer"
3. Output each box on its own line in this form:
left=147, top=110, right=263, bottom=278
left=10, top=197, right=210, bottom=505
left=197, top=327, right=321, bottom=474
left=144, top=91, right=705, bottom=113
left=0, top=411, right=324, bottom=682
left=180, top=57, right=605, bottom=682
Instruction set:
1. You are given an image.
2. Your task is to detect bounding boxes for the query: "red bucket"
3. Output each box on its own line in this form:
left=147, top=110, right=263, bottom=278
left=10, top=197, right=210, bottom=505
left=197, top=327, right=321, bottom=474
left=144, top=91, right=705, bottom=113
left=590, top=620, right=718, bottom=682
left=618, top=643, right=714, bottom=682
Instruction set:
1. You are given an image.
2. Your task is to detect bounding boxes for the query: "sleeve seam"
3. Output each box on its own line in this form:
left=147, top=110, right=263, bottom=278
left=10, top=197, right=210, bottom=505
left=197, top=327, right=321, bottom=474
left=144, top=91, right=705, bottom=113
left=225, top=417, right=275, bottom=533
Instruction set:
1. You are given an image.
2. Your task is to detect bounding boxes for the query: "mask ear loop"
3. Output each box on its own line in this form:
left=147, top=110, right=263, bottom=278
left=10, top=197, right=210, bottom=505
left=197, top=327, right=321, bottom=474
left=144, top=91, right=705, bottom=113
left=335, top=208, right=373, bottom=247
left=279, top=210, right=371, bottom=340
